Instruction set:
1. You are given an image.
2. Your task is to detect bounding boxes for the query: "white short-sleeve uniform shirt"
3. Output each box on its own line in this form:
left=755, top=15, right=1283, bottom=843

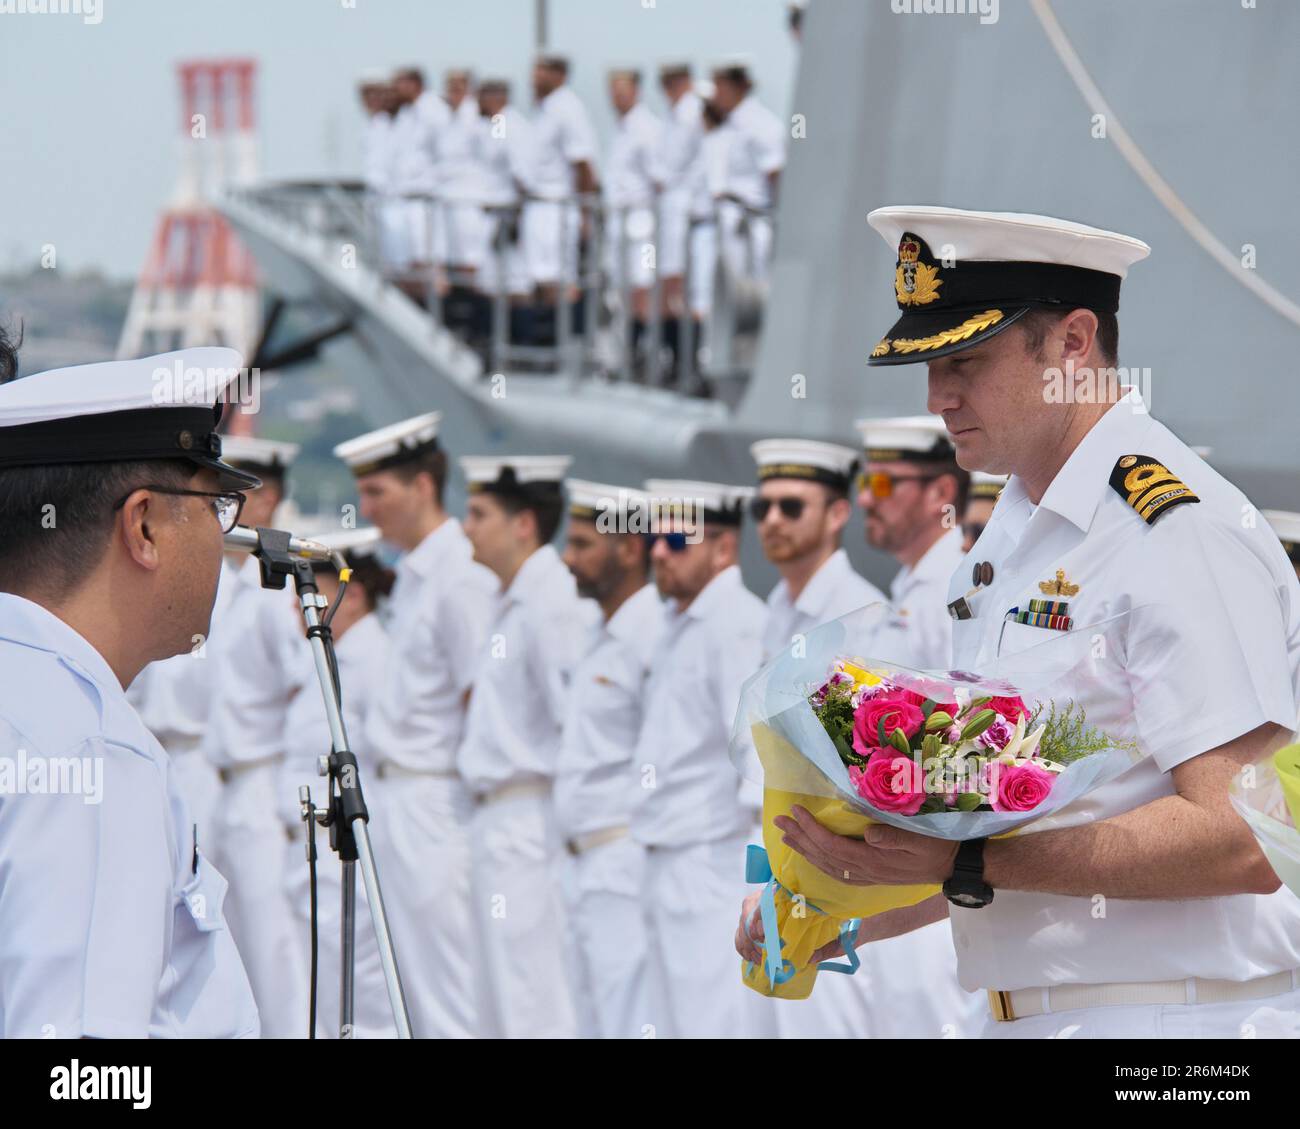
left=947, top=391, right=1300, bottom=990
left=762, top=548, right=887, bottom=663
left=631, top=565, right=767, bottom=847
left=529, top=84, right=598, bottom=199
left=0, top=595, right=259, bottom=1038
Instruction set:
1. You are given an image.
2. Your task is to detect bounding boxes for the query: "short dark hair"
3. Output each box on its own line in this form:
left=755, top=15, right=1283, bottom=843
left=496, top=491, right=563, bottom=546
left=388, top=447, right=447, bottom=505
left=0, top=459, right=195, bottom=600
left=1018, top=307, right=1118, bottom=366
left=0, top=320, right=22, bottom=384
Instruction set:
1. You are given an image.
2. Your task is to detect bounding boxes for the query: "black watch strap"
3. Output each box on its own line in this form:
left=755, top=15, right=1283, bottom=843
left=943, top=837, right=994, bottom=908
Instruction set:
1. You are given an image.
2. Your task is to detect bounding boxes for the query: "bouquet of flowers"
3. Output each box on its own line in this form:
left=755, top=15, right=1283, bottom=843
left=730, top=604, right=1142, bottom=1000
left=1229, top=740, right=1300, bottom=898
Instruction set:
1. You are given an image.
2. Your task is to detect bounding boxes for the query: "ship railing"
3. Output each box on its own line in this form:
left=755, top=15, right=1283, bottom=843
left=227, top=181, right=774, bottom=400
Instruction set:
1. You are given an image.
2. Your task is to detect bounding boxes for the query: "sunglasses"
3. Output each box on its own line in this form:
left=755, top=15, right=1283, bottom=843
left=646, top=531, right=692, bottom=553
left=113, top=485, right=247, bottom=534
left=749, top=496, right=808, bottom=522
left=856, top=470, right=937, bottom=499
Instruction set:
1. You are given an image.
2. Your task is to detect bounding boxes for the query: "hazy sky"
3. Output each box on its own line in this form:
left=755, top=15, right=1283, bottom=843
left=0, top=0, right=799, bottom=278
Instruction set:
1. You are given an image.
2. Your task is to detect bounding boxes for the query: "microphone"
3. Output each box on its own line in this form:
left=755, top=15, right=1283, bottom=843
left=223, top=525, right=336, bottom=561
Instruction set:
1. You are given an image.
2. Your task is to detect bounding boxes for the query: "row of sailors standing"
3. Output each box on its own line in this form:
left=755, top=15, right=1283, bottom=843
left=357, top=57, right=786, bottom=371
left=132, top=411, right=1009, bottom=1038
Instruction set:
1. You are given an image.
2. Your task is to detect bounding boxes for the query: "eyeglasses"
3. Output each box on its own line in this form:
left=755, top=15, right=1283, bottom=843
left=749, top=496, right=807, bottom=522
left=113, top=486, right=247, bottom=534
left=857, top=471, right=937, bottom=499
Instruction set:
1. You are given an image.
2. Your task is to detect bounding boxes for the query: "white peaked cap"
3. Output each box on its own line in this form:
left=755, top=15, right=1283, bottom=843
left=333, top=411, right=442, bottom=475
left=854, top=414, right=954, bottom=459
left=866, top=206, right=1151, bottom=278
left=460, top=454, right=572, bottom=489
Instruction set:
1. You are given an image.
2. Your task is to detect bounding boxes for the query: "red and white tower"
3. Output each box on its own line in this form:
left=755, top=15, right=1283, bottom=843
left=117, top=58, right=261, bottom=366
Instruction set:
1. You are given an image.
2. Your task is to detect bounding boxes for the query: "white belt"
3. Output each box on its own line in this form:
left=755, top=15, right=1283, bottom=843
left=565, top=824, right=629, bottom=857
left=376, top=761, right=458, bottom=780
left=989, top=968, right=1300, bottom=1021
left=476, top=778, right=550, bottom=808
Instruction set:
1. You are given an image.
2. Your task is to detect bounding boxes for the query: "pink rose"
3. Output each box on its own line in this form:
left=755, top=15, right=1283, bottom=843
left=852, top=694, right=925, bottom=756
left=849, top=751, right=927, bottom=815
left=989, top=761, right=1054, bottom=813
left=987, top=695, right=1030, bottom=727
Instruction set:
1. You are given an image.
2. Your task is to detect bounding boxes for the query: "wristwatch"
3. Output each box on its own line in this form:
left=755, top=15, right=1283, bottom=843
left=943, top=837, right=994, bottom=908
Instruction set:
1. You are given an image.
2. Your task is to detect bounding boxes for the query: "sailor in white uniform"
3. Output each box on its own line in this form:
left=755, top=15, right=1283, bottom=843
left=334, top=412, right=497, bottom=1038
left=854, top=416, right=969, bottom=669
left=654, top=63, right=703, bottom=323
left=473, top=79, right=536, bottom=298
left=0, top=345, right=259, bottom=1038
left=767, top=205, right=1300, bottom=1039
left=277, top=526, right=397, bottom=1039
left=603, top=68, right=664, bottom=353
left=710, top=60, right=784, bottom=288
left=555, top=480, right=666, bottom=1038
left=204, top=436, right=310, bottom=1038
left=390, top=67, right=452, bottom=271
left=524, top=55, right=599, bottom=301
left=457, top=455, right=596, bottom=1038
left=632, top=480, right=775, bottom=1038
left=437, top=68, right=490, bottom=288
left=357, top=71, right=404, bottom=269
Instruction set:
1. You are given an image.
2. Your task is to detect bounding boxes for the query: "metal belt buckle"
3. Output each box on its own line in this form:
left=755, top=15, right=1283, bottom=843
left=988, top=989, right=1016, bottom=1022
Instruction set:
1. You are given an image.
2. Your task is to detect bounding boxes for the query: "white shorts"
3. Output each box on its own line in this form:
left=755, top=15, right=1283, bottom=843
left=688, top=220, right=717, bottom=316
left=603, top=206, right=657, bottom=291
left=657, top=190, right=691, bottom=277
left=523, top=199, right=581, bottom=287
left=437, top=202, right=489, bottom=271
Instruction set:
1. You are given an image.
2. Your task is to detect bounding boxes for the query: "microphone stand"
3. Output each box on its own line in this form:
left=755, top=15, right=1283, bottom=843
left=245, top=527, right=413, bottom=1039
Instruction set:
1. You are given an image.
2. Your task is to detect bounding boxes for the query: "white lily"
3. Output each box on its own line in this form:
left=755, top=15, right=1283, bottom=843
left=1018, top=723, right=1047, bottom=760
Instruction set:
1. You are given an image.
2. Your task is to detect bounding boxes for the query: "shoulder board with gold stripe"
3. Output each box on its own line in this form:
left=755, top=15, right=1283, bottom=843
left=1109, top=453, right=1200, bottom=525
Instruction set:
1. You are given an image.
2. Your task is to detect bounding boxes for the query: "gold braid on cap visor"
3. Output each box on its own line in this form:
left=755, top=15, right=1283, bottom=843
left=873, top=309, right=1004, bottom=357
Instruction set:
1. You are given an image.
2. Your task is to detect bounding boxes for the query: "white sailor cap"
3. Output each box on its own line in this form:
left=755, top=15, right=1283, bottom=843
left=1264, top=511, right=1300, bottom=566
left=750, top=438, right=860, bottom=491
left=644, top=478, right=753, bottom=527
left=357, top=69, right=389, bottom=88
left=854, top=415, right=955, bottom=463
left=565, top=478, right=651, bottom=525
left=460, top=455, right=572, bottom=500
left=968, top=470, right=1006, bottom=501
left=221, top=435, right=300, bottom=477
left=333, top=411, right=442, bottom=477
left=0, top=346, right=260, bottom=491
left=865, top=206, right=1151, bottom=366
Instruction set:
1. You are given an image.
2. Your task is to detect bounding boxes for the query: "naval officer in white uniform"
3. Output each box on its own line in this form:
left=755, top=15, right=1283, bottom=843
left=1264, top=511, right=1300, bottom=584
left=0, top=344, right=259, bottom=1037
left=334, top=412, right=497, bottom=1038
left=756, top=206, right=1300, bottom=1038
left=556, top=480, right=666, bottom=1038
left=633, top=480, right=775, bottom=1038
left=458, top=455, right=596, bottom=1038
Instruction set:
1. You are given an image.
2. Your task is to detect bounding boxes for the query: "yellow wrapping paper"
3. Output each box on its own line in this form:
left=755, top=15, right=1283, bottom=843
left=741, top=708, right=941, bottom=999
left=1274, top=743, right=1300, bottom=830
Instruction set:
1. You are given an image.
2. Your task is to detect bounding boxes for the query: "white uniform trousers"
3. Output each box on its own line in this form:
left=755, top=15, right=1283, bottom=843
left=522, top=200, right=581, bottom=287
left=717, top=201, right=772, bottom=287
left=283, top=827, right=398, bottom=1039
left=213, top=761, right=306, bottom=1038
left=657, top=189, right=691, bottom=278
left=642, top=832, right=778, bottom=1038
left=775, top=919, right=983, bottom=1038
left=470, top=786, right=578, bottom=1038
left=980, top=984, right=1300, bottom=1039
left=367, top=771, right=481, bottom=1038
left=602, top=206, right=657, bottom=291
left=688, top=220, right=717, bottom=317
left=560, top=834, right=649, bottom=1039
